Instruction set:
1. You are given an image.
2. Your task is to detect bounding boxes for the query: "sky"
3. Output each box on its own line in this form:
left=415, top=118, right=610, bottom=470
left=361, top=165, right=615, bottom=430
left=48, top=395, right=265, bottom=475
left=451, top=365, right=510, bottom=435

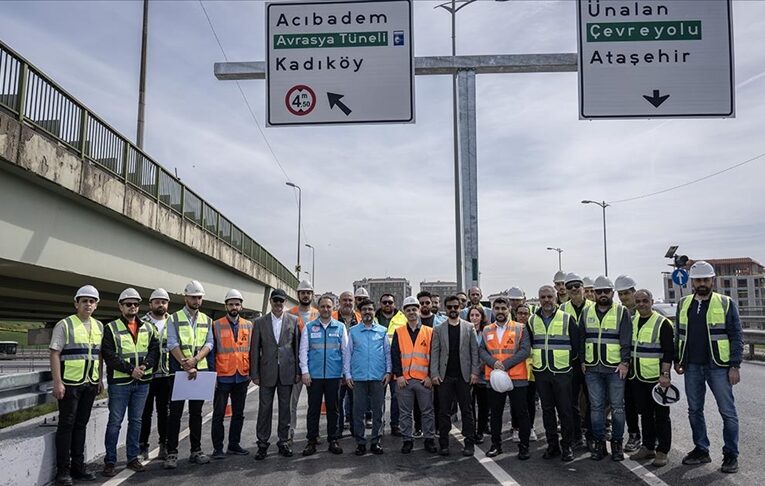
left=2, top=0, right=764, bottom=301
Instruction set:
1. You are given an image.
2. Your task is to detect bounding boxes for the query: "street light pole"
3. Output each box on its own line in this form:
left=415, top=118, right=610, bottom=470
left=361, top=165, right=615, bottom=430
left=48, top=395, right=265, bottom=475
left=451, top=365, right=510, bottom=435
left=136, top=0, right=149, bottom=149
left=546, top=247, right=563, bottom=271
left=286, top=182, right=301, bottom=278
left=305, top=243, right=315, bottom=288
left=582, top=200, right=610, bottom=276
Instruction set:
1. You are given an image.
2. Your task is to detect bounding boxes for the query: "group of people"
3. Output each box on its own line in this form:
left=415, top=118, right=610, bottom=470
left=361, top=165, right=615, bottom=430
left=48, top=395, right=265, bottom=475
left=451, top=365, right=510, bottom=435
left=49, top=260, right=744, bottom=486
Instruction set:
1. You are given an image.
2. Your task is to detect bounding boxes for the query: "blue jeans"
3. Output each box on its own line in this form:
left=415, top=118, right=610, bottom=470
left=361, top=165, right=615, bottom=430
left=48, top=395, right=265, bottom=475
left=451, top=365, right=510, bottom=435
left=105, top=381, right=150, bottom=464
left=585, top=370, right=625, bottom=442
left=684, top=363, right=739, bottom=457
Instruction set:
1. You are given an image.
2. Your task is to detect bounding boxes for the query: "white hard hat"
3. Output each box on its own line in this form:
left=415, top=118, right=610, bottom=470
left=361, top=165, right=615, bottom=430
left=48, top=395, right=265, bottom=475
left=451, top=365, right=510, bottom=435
left=74, top=285, right=100, bottom=302
left=614, top=275, right=637, bottom=292
left=149, top=288, right=170, bottom=301
left=297, top=279, right=314, bottom=292
left=553, top=270, right=566, bottom=283
left=583, top=276, right=595, bottom=288
left=225, top=288, right=244, bottom=303
left=118, top=288, right=142, bottom=303
left=652, top=383, right=681, bottom=406
left=354, top=287, right=369, bottom=298
left=506, top=287, right=525, bottom=300
left=489, top=369, right=514, bottom=393
left=183, top=280, right=205, bottom=297
left=593, top=275, right=614, bottom=290
left=689, top=261, right=715, bottom=279
left=402, top=296, right=420, bottom=309
left=564, top=273, right=583, bottom=285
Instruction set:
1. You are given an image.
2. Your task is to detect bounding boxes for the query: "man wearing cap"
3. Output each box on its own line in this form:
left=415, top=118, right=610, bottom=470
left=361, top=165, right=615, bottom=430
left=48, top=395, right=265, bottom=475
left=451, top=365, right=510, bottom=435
left=583, top=277, right=596, bottom=302
left=164, top=280, right=215, bottom=468
left=675, top=261, right=743, bottom=474
left=554, top=271, right=569, bottom=305
left=101, top=288, right=159, bottom=476
left=461, top=287, right=494, bottom=323
left=530, top=286, right=579, bottom=462
left=252, top=289, right=300, bottom=460
left=391, top=297, right=438, bottom=454
left=49, top=285, right=104, bottom=486
left=209, top=289, right=253, bottom=459
left=628, top=289, right=674, bottom=467
left=139, top=288, right=172, bottom=461
left=288, top=280, right=319, bottom=443
left=480, top=297, right=532, bottom=460
left=580, top=276, right=632, bottom=461
left=615, top=275, right=642, bottom=454
left=377, top=294, right=406, bottom=436
left=300, top=294, right=350, bottom=456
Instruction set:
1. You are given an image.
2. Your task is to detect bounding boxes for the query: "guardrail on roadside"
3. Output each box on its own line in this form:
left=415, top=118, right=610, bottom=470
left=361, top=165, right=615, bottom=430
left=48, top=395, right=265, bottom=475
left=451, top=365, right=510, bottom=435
left=0, top=371, right=53, bottom=417
left=744, top=329, right=765, bottom=360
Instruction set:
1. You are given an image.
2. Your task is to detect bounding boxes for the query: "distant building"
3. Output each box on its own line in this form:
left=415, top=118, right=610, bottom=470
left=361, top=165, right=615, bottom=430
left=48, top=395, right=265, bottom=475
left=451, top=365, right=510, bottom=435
left=316, top=291, right=339, bottom=310
left=420, top=281, right=458, bottom=312
left=662, top=257, right=765, bottom=308
left=353, top=277, right=411, bottom=308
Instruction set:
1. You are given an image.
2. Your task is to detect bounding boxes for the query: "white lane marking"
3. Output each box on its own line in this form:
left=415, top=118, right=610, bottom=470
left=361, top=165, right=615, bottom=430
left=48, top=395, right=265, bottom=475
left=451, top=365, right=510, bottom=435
left=450, top=427, right=520, bottom=486
left=102, top=384, right=259, bottom=486
left=620, top=458, right=672, bottom=486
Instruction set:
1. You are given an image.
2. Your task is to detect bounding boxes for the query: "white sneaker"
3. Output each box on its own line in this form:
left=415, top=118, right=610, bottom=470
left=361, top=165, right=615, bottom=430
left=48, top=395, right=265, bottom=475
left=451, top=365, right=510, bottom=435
left=529, top=429, right=538, bottom=442
left=511, top=429, right=520, bottom=443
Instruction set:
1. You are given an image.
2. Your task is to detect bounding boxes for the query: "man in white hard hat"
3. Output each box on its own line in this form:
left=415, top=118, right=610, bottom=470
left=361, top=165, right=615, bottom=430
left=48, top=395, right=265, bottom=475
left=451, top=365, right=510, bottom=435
left=139, top=288, right=172, bottom=461
left=461, top=287, right=494, bottom=323
left=506, top=287, right=531, bottom=321
left=554, top=271, right=569, bottom=305
left=210, top=289, right=253, bottom=459
left=615, top=275, right=642, bottom=454
left=354, top=287, right=370, bottom=312
left=49, top=285, right=104, bottom=486
left=101, top=288, right=159, bottom=477
left=675, top=261, right=743, bottom=474
left=288, top=279, right=319, bottom=443
left=164, top=280, right=214, bottom=468
left=580, top=276, right=632, bottom=461
left=583, top=277, right=596, bottom=302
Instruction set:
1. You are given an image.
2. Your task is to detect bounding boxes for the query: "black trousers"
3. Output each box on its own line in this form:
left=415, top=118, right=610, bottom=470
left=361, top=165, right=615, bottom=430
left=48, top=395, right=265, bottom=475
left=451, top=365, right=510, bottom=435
left=512, top=381, right=537, bottom=429
left=489, top=386, right=529, bottom=447
left=437, top=376, right=475, bottom=447
left=626, top=378, right=641, bottom=436
left=633, top=379, right=671, bottom=453
left=571, top=361, right=592, bottom=440
left=471, top=384, right=490, bottom=435
left=139, top=375, right=171, bottom=448
left=307, top=378, right=340, bottom=442
left=535, top=370, right=574, bottom=448
left=166, top=378, right=204, bottom=454
left=211, top=380, right=249, bottom=451
left=56, top=383, right=98, bottom=470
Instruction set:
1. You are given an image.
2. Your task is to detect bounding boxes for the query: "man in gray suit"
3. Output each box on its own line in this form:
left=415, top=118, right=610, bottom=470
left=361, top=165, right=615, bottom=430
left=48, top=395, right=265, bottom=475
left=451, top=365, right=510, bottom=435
left=430, top=294, right=480, bottom=457
left=251, top=289, right=300, bottom=460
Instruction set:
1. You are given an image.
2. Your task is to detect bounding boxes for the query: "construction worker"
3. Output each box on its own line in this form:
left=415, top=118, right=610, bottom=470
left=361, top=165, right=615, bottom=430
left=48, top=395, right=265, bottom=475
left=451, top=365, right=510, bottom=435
left=461, top=287, right=494, bottom=322
left=507, top=286, right=533, bottom=320
left=392, top=296, right=438, bottom=454
left=415, top=290, right=444, bottom=436
left=377, top=293, right=406, bottom=436
left=346, top=299, right=391, bottom=455
left=580, top=276, right=632, bottom=461
left=164, top=280, right=214, bottom=468
left=210, top=289, right=253, bottom=459
left=335, top=290, right=362, bottom=326
left=288, top=279, right=319, bottom=443
left=334, top=290, right=360, bottom=438
left=554, top=271, right=568, bottom=305
left=615, top=275, right=642, bottom=454
left=583, top=277, right=596, bottom=302
left=49, top=285, right=103, bottom=486
left=354, top=287, right=370, bottom=312
left=480, top=297, right=532, bottom=460
left=430, top=295, right=480, bottom=456
left=101, top=288, right=159, bottom=477
left=300, top=294, right=349, bottom=456
left=628, top=289, right=674, bottom=467
left=675, top=261, right=743, bottom=474
left=530, top=286, right=579, bottom=462
left=139, top=288, right=171, bottom=461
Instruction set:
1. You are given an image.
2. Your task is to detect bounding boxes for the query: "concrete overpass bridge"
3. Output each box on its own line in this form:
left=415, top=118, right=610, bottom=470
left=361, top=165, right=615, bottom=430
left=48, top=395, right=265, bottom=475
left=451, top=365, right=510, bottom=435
left=0, top=40, right=297, bottom=323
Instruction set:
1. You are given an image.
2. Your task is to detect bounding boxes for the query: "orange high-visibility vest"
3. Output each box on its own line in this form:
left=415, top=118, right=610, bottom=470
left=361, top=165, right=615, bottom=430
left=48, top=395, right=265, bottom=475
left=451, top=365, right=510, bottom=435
left=396, top=324, right=432, bottom=380
left=213, top=317, right=253, bottom=377
left=289, top=306, right=319, bottom=332
left=483, top=321, right=527, bottom=381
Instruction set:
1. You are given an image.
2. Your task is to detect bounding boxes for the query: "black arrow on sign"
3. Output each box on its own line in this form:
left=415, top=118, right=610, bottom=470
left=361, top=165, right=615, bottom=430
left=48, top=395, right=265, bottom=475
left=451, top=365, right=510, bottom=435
left=327, top=92, right=352, bottom=116
left=643, top=90, right=670, bottom=108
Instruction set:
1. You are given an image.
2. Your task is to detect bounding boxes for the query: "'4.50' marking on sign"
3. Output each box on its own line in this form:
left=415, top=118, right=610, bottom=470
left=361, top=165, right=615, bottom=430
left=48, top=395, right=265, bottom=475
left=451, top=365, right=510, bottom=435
left=285, top=85, right=316, bottom=116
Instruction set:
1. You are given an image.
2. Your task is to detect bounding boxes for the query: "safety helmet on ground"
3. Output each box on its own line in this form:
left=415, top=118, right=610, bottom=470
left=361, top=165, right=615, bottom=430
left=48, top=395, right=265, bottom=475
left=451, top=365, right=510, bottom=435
left=118, top=288, right=142, bottom=303
left=183, top=280, right=205, bottom=297
left=614, top=275, right=637, bottom=292
left=297, top=279, right=314, bottom=292
left=489, top=369, right=514, bottom=393
left=564, top=273, right=583, bottom=285
left=593, top=275, right=614, bottom=290
left=689, top=261, right=715, bottom=279
left=354, top=287, right=369, bottom=298
left=74, top=285, right=100, bottom=302
left=506, top=287, right=525, bottom=300
left=402, top=296, right=420, bottom=309
left=553, top=271, right=566, bottom=283
left=652, top=383, right=681, bottom=406
left=225, top=289, right=244, bottom=303
left=583, top=276, right=595, bottom=289
left=149, top=288, right=170, bottom=302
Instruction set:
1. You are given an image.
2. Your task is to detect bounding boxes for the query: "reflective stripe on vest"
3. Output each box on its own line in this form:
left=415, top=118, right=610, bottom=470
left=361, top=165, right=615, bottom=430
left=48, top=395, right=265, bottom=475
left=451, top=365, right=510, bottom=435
left=307, top=320, right=345, bottom=379
left=173, top=310, right=211, bottom=371
left=530, top=309, right=572, bottom=374
left=142, top=313, right=169, bottom=375
left=482, top=322, right=527, bottom=381
left=583, top=304, right=624, bottom=367
left=677, top=293, right=731, bottom=367
left=213, top=318, right=253, bottom=377
left=61, top=315, right=103, bottom=385
left=560, top=299, right=594, bottom=321
left=396, top=325, right=432, bottom=380
left=107, top=319, right=154, bottom=385
left=630, top=311, right=668, bottom=382
left=289, top=306, right=319, bottom=333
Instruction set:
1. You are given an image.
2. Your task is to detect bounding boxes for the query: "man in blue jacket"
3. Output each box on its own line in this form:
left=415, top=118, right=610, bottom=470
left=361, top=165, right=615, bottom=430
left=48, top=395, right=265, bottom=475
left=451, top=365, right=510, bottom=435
left=346, top=299, right=391, bottom=455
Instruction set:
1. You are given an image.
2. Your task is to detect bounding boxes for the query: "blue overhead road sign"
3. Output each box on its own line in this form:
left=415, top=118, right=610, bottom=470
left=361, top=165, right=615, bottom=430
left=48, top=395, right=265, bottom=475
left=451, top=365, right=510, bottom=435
left=672, top=268, right=689, bottom=286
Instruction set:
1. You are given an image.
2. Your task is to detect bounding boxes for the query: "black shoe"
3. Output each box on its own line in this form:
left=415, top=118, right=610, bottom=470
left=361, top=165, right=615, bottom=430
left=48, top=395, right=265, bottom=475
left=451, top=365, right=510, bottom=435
left=424, top=439, right=438, bottom=453
left=721, top=453, right=739, bottom=473
left=543, top=446, right=561, bottom=459
left=590, top=441, right=608, bottom=461
left=682, top=447, right=712, bottom=465
left=624, top=433, right=641, bottom=453
left=475, top=433, right=485, bottom=444
left=355, top=444, right=367, bottom=456
left=391, top=425, right=402, bottom=437
left=611, top=440, right=624, bottom=461
left=439, top=447, right=450, bottom=456
left=255, top=447, right=268, bottom=460
left=462, top=443, right=475, bottom=457
left=401, top=441, right=413, bottom=454
left=370, top=443, right=384, bottom=455
left=55, top=469, right=73, bottom=486
left=562, top=446, right=574, bottom=462
left=302, top=442, right=317, bottom=457
left=329, top=440, right=343, bottom=455
left=278, top=445, right=293, bottom=457
left=586, top=438, right=597, bottom=453
left=518, top=444, right=530, bottom=461
left=70, top=466, right=96, bottom=481
left=227, top=445, right=249, bottom=456
left=487, top=445, right=503, bottom=457
left=212, top=449, right=226, bottom=460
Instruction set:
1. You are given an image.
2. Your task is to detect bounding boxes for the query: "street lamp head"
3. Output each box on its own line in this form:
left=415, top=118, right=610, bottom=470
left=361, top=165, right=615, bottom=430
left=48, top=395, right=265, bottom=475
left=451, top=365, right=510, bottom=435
left=286, top=181, right=298, bottom=188
left=581, top=199, right=594, bottom=204
left=305, top=243, right=313, bottom=249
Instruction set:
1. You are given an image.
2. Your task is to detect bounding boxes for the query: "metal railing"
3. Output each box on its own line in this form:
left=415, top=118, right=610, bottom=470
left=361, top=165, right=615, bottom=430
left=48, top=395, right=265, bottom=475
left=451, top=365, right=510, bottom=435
left=0, top=371, right=53, bottom=416
left=0, top=39, right=297, bottom=288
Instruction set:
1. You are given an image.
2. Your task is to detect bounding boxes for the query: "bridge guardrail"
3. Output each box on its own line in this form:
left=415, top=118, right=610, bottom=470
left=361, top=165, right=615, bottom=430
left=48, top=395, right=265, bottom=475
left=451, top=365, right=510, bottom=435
left=0, top=40, right=297, bottom=289
left=744, top=329, right=765, bottom=360
left=0, top=371, right=53, bottom=417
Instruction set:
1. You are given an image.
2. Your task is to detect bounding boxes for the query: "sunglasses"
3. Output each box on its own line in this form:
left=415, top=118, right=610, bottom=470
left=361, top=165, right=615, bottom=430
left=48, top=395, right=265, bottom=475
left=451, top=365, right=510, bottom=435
left=566, top=283, right=582, bottom=290
left=381, top=300, right=394, bottom=305
left=594, top=289, right=612, bottom=295
left=121, top=302, right=140, bottom=308
left=445, top=305, right=460, bottom=310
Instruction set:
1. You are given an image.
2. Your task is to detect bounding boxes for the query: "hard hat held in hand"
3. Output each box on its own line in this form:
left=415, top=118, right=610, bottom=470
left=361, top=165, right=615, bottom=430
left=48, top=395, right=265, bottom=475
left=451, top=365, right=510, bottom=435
left=489, top=369, right=514, bottom=393
left=652, top=383, right=681, bottom=407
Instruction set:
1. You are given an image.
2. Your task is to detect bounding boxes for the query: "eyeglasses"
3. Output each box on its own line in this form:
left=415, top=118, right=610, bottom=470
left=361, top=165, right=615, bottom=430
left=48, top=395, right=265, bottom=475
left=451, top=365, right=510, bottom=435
left=565, top=283, right=582, bottom=290
left=381, top=300, right=394, bottom=305
left=121, top=302, right=140, bottom=308
left=446, top=305, right=460, bottom=310
left=594, top=289, right=612, bottom=295
left=635, top=299, right=651, bottom=304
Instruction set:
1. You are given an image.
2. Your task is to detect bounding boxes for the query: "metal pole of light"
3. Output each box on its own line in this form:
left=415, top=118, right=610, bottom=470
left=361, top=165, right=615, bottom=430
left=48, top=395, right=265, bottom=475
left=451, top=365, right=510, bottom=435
left=582, top=200, right=609, bottom=276
left=136, top=0, right=149, bottom=149
left=546, top=247, right=563, bottom=271
left=305, top=243, right=315, bottom=288
left=286, top=182, right=301, bottom=278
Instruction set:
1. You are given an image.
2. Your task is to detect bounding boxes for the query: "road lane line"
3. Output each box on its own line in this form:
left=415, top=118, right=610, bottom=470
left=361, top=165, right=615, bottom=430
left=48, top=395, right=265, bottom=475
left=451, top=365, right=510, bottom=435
left=620, top=458, right=672, bottom=486
left=450, top=427, right=520, bottom=486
